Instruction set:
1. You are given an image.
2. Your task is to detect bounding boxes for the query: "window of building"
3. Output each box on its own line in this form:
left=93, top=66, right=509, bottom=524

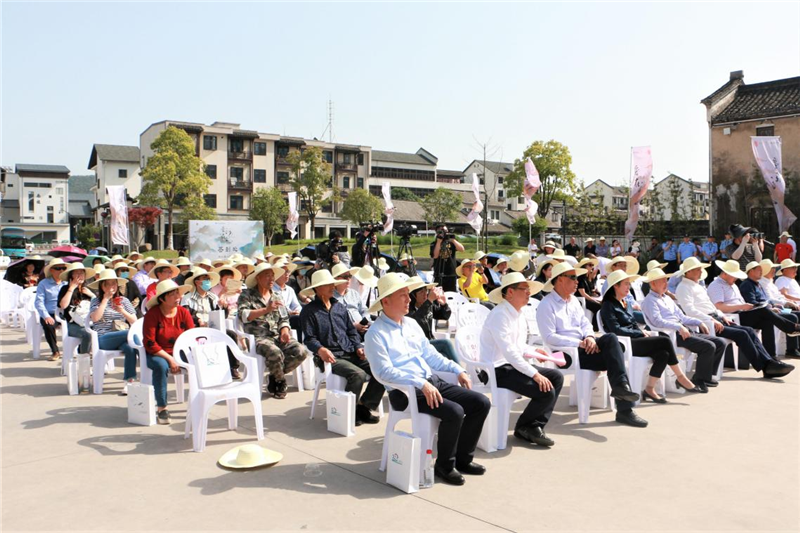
left=254, top=142, right=267, bottom=156
left=204, top=194, right=217, bottom=208
left=497, top=177, right=503, bottom=184
left=498, top=190, right=504, bottom=199
left=343, top=176, right=350, bottom=189
left=206, top=164, right=217, bottom=179
left=277, top=171, right=290, bottom=184
left=229, top=195, right=244, bottom=210
left=357, top=177, right=364, bottom=188
left=324, top=151, right=333, bottom=163
left=277, top=146, right=289, bottom=158
left=47, top=213, right=54, bottom=224
left=357, top=153, right=364, bottom=166
left=254, top=169, right=266, bottom=183
left=230, top=167, right=244, bottom=181
left=28, top=192, right=34, bottom=211
left=756, top=125, right=775, bottom=137
left=118, top=169, right=127, bottom=178
left=229, top=138, right=244, bottom=153
left=203, top=135, right=217, bottom=150
left=343, top=153, right=352, bottom=164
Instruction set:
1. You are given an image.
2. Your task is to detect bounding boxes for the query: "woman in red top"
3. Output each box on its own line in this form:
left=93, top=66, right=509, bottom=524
left=143, top=279, right=193, bottom=424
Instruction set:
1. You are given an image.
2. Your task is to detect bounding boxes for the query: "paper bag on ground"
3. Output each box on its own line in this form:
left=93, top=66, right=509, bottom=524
left=386, top=430, right=420, bottom=494
left=326, top=390, right=355, bottom=437
left=128, top=383, right=156, bottom=426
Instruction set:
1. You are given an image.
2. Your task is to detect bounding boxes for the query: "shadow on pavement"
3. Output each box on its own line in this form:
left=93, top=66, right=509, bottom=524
left=22, top=406, right=132, bottom=430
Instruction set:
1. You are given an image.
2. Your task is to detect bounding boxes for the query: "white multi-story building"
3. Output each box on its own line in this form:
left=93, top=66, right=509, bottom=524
left=87, top=144, right=141, bottom=223
left=0, top=164, right=72, bottom=243
left=652, top=174, right=710, bottom=221
left=584, top=179, right=629, bottom=214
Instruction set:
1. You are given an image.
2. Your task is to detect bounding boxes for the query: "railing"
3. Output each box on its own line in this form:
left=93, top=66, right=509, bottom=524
left=336, top=162, right=356, bottom=171
left=228, top=150, right=252, bottom=161
left=228, top=180, right=253, bottom=191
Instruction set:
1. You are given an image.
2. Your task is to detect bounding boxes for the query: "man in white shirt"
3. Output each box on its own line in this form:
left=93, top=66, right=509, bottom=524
left=775, top=259, right=800, bottom=303
left=536, top=263, right=647, bottom=428
left=480, top=273, right=563, bottom=447
left=273, top=261, right=302, bottom=336
left=332, top=263, right=372, bottom=338
left=760, top=259, right=799, bottom=310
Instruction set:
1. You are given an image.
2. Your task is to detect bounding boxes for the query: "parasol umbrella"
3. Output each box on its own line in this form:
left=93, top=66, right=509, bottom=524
left=90, top=247, right=108, bottom=255
left=59, top=255, right=86, bottom=264
left=4, top=255, right=45, bottom=286
left=49, top=245, right=87, bottom=258
left=83, top=255, right=111, bottom=268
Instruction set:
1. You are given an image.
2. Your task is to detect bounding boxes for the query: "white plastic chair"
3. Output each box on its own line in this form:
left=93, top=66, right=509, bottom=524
left=25, top=295, right=46, bottom=359
left=309, top=361, right=385, bottom=421
left=128, top=318, right=186, bottom=403
left=698, top=317, right=733, bottom=382
left=444, top=292, right=468, bottom=333
left=455, top=302, right=490, bottom=330
left=231, top=317, right=305, bottom=393
left=454, top=328, right=519, bottom=451
left=522, top=299, right=542, bottom=345
left=641, top=312, right=691, bottom=394
left=85, top=314, right=126, bottom=394
left=55, top=310, right=81, bottom=377
left=173, top=328, right=264, bottom=452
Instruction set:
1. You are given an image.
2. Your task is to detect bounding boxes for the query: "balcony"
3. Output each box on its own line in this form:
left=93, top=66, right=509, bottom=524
left=228, top=179, right=253, bottom=192
left=276, top=183, right=293, bottom=192
left=228, top=150, right=252, bottom=162
left=336, top=162, right=356, bottom=171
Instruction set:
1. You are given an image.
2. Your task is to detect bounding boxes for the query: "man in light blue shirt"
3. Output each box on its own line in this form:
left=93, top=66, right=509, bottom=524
left=332, top=264, right=372, bottom=338
left=365, top=273, right=489, bottom=486
left=35, top=259, right=67, bottom=360
left=719, top=232, right=733, bottom=260
left=677, top=235, right=697, bottom=264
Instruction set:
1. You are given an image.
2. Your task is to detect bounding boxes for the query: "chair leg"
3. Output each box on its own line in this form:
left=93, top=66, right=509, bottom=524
left=250, top=393, right=265, bottom=440
left=310, top=376, right=324, bottom=420
left=227, top=399, right=238, bottom=430
left=92, top=354, right=106, bottom=394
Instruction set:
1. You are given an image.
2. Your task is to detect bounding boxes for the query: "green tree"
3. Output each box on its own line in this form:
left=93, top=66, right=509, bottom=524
left=392, top=187, right=420, bottom=202
left=76, top=223, right=102, bottom=248
left=420, top=187, right=463, bottom=226
left=341, top=188, right=384, bottom=226
left=512, top=216, right=548, bottom=242
left=138, top=126, right=212, bottom=249
left=287, top=146, right=332, bottom=234
left=179, top=195, right=217, bottom=223
left=250, top=187, right=289, bottom=247
left=505, top=140, right=578, bottom=220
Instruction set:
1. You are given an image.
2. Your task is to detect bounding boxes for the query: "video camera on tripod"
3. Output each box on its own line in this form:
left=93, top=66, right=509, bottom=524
left=395, top=223, right=418, bottom=240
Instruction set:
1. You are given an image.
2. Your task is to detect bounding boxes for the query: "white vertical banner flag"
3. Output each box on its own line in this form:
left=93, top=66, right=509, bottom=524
left=467, top=172, right=484, bottom=232
left=286, top=192, right=299, bottom=238
left=381, top=182, right=395, bottom=235
left=106, top=185, right=129, bottom=246
left=751, top=136, right=797, bottom=233
left=624, top=146, right=653, bottom=241
left=523, top=157, right=541, bottom=224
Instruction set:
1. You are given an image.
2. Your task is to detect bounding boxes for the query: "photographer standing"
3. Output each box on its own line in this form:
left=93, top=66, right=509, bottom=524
left=431, top=223, right=465, bottom=292
left=351, top=224, right=380, bottom=269
left=726, top=224, right=763, bottom=271
left=316, top=230, right=346, bottom=270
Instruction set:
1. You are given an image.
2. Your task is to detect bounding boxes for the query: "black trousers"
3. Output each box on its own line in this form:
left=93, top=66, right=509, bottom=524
left=630, top=335, right=678, bottom=378
left=438, top=275, right=458, bottom=294
left=495, top=365, right=564, bottom=430
left=676, top=333, right=726, bottom=382
left=39, top=317, right=59, bottom=355
left=316, top=352, right=385, bottom=411
left=739, top=308, right=799, bottom=357
left=664, top=260, right=679, bottom=274
left=717, top=323, right=774, bottom=371
left=389, top=375, right=490, bottom=471
left=576, top=333, right=634, bottom=412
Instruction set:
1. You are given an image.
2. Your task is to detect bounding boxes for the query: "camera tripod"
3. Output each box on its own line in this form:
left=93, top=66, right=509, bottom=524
left=396, top=236, right=416, bottom=277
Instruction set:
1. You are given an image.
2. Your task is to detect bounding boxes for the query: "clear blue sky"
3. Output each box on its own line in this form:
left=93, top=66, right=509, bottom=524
left=2, top=2, right=798, bottom=186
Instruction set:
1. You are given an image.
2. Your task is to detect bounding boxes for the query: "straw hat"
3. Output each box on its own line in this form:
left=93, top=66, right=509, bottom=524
left=759, top=259, right=778, bottom=274
left=43, top=258, right=68, bottom=277
left=112, top=263, right=138, bottom=278
left=299, top=269, right=349, bottom=298
left=229, top=253, right=245, bottom=263
left=146, top=279, right=192, bottom=310
left=331, top=263, right=359, bottom=279
left=368, top=273, right=418, bottom=313
left=173, top=256, right=192, bottom=268
left=779, top=231, right=793, bottom=239
left=744, top=261, right=763, bottom=273
left=212, top=263, right=242, bottom=281
left=93, top=264, right=107, bottom=275
left=212, top=258, right=229, bottom=269
left=252, top=251, right=267, bottom=263
left=398, top=252, right=413, bottom=263
left=456, top=259, right=479, bottom=277
left=599, top=236, right=606, bottom=241
left=135, top=256, right=157, bottom=270
left=543, top=241, right=557, bottom=250
left=354, top=265, right=378, bottom=288
left=108, top=254, right=126, bottom=265
left=218, top=444, right=282, bottom=470
left=377, top=257, right=390, bottom=271
left=777, top=258, right=800, bottom=271
left=535, top=258, right=557, bottom=278
left=602, top=270, right=642, bottom=297
left=715, top=259, right=747, bottom=280
left=640, top=267, right=675, bottom=284
left=492, top=255, right=509, bottom=271
left=508, top=250, right=530, bottom=273
left=272, top=259, right=298, bottom=275
left=488, top=272, right=544, bottom=304
left=646, top=259, right=667, bottom=272
left=408, top=275, right=437, bottom=293
left=585, top=237, right=594, bottom=243
left=88, top=269, right=129, bottom=291
left=244, top=262, right=285, bottom=289
left=148, top=259, right=180, bottom=280
left=472, top=251, right=487, bottom=262
left=127, top=251, right=143, bottom=262
left=577, top=257, right=599, bottom=270
left=269, top=253, right=289, bottom=265
left=292, top=256, right=314, bottom=265
left=195, top=258, right=214, bottom=271
left=58, top=262, right=96, bottom=282
left=607, top=256, right=639, bottom=275
left=183, top=267, right=221, bottom=289
left=232, top=259, right=256, bottom=277
left=680, top=256, right=710, bottom=273
left=542, top=262, right=588, bottom=293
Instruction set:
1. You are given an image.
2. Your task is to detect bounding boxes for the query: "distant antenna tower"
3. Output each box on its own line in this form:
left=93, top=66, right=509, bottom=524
left=321, top=98, right=334, bottom=142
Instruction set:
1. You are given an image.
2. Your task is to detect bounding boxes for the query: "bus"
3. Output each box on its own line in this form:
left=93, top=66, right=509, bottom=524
left=1, top=227, right=30, bottom=258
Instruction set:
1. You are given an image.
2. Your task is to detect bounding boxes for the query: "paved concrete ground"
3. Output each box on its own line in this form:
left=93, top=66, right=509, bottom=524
left=2, top=324, right=798, bottom=532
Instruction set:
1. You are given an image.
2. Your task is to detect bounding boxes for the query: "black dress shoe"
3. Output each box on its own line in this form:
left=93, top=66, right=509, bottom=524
left=356, top=405, right=380, bottom=424
left=514, top=426, right=555, bottom=447
left=434, top=465, right=465, bottom=486
left=783, top=350, right=800, bottom=359
left=455, top=462, right=486, bottom=475
left=676, top=379, right=707, bottom=393
left=610, top=383, right=640, bottom=403
left=615, top=409, right=648, bottom=428
left=703, top=380, right=719, bottom=387
left=690, top=379, right=710, bottom=392
left=641, top=389, right=667, bottom=403
left=763, top=360, right=794, bottom=378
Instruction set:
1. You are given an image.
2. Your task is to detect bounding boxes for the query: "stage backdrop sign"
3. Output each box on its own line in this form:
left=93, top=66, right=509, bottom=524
left=188, top=221, right=264, bottom=261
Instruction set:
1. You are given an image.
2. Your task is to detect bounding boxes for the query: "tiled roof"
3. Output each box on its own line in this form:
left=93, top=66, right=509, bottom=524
left=68, top=200, right=93, bottom=218
left=15, top=164, right=70, bottom=174
left=372, top=150, right=435, bottom=166
left=69, top=174, right=96, bottom=195
left=436, top=169, right=463, bottom=177
left=711, top=76, right=800, bottom=124
left=464, top=159, right=515, bottom=175
left=88, top=144, right=140, bottom=169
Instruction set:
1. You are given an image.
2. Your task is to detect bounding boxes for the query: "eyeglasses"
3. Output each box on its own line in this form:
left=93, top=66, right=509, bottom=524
left=51, top=266, right=67, bottom=271
left=561, top=275, right=578, bottom=281
left=338, top=275, right=352, bottom=280
left=509, top=284, right=531, bottom=293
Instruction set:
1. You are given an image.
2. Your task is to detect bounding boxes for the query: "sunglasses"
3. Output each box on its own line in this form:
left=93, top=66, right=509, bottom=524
left=51, top=266, right=67, bottom=271
left=338, top=275, right=352, bottom=280
left=560, top=275, right=578, bottom=281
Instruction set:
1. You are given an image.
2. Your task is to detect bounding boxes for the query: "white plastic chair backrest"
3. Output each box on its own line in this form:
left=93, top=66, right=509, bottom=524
left=522, top=301, right=539, bottom=333
left=19, top=286, right=37, bottom=308
left=456, top=303, right=489, bottom=329
left=444, top=291, right=468, bottom=308
left=454, top=328, right=481, bottom=364
left=127, top=318, right=144, bottom=349
left=172, top=328, right=247, bottom=391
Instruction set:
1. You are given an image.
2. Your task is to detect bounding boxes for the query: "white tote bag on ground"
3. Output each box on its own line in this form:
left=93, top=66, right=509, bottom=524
left=326, top=390, right=355, bottom=437
left=194, top=342, right=233, bottom=389
left=477, top=404, right=498, bottom=453
left=386, top=430, right=420, bottom=494
left=127, top=383, right=156, bottom=426
left=67, top=358, right=79, bottom=395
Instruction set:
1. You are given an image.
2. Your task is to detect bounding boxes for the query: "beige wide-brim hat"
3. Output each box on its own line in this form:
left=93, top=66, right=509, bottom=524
left=354, top=265, right=378, bottom=288
left=269, top=253, right=290, bottom=265
left=377, top=257, right=390, bottom=271
left=493, top=257, right=509, bottom=271
left=183, top=268, right=221, bottom=289
left=472, top=251, right=487, bottom=262
left=640, top=268, right=676, bottom=284
left=585, top=237, right=594, bottom=243
left=212, top=259, right=229, bottom=269
left=94, top=264, right=107, bottom=275
left=715, top=259, right=747, bottom=280
left=607, top=256, right=639, bottom=275
left=229, top=253, right=245, bottom=263
left=602, top=270, right=642, bottom=297
left=577, top=257, right=599, bottom=270
left=780, top=231, right=793, bottom=238
left=646, top=259, right=668, bottom=272
left=195, top=258, right=215, bottom=271
left=135, top=256, right=157, bottom=270
left=744, top=261, right=763, bottom=273
left=536, top=259, right=557, bottom=278
left=543, top=241, right=557, bottom=249
left=398, top=253, right=413, bottom=263
left=408, top=275, right=437, bottom=293
left=108, top=254, right=126, bottom=264
left=218, top=444, right=282, bottom=470
left=542, top=262, right=588, bottom=293
left=331, top=263, right=359, bottom=279
left=88, top=269, right=129, bottom=291
left=272, top=259, right=298, bottom=275
left=245, top=263, right=285, bottom=289
left=212, top=263, right=243, bottom=281
left=43, top=258, right=67, bottom=277
left=127, top=252, right=143, bottom=262
left=58, top=262, right=96, bottom=282
left=759, top=259, right=778, bottom=274
left=146, top=279, right=192, bottom=310
left=456, top=259, right=479, bottom=277
left=508, top=250, right=530, bottom=273
left=299, top=269, right=349, bottom=298
left=233, top=260, right=256, bottom=277
left=599, top=236, right=606, bottom=241
left=173, top=256, right=192, bottom=268
left=113, top=264, right=138, bottom=278
left=488, top=272, right=544, bottom=304
left=680, top=256, right=710, bottom=274
left=148, top=259, right=180, bottom=280
left=777, top=258, right=800, bottom=271
left=368, top=273, right=419, bottom=313
left=252, top=251, right=267, bottom=263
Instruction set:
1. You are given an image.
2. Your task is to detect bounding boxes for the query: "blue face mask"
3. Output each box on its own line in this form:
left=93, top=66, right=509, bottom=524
left=119, top=271, right=130, bottom=279
left=200, top=280, right=213, bottom=291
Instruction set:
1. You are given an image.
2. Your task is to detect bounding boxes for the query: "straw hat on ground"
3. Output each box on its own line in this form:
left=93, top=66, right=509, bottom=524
left=148, top=259, right=180, bottom=279
left=218, top=444, right=282, bottom=470
left=508, top=250, right=530, bottom=273
left=58, top=262, right=96, bottom=282
left=488, top=272, right=544, bottom=304
left=602, top=270, right=642, bottom=297
left=244, top=263, right=285, bottom=289
left=354, top=265, right=378, bottom=288
left=183, top=267, right=221, bottom=289
left=88, top=269, right=129, bottom=291
left=715, top=259, right=747, bottom=280
left=368, top=273, right=419, bottom=313
left=455, top=259, right=479, bottom=277
left=299, top=269, right=349, bottom=298
left=331, top=263, right=359, bottom=279
left=607, top=256, right=639, bottom=275
left=43, top=258, right=67, bottom=278
left=640, top=268, right=675, bottom=284
left=212, top=263, right=242, bottom=281
left=542, top=262, right=588, bottom=293
left=146, top=279, right=192, bottom=310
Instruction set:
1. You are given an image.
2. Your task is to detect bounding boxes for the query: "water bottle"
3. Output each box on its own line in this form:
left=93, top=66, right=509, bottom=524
left=421, top=449, right=434, bottom=488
